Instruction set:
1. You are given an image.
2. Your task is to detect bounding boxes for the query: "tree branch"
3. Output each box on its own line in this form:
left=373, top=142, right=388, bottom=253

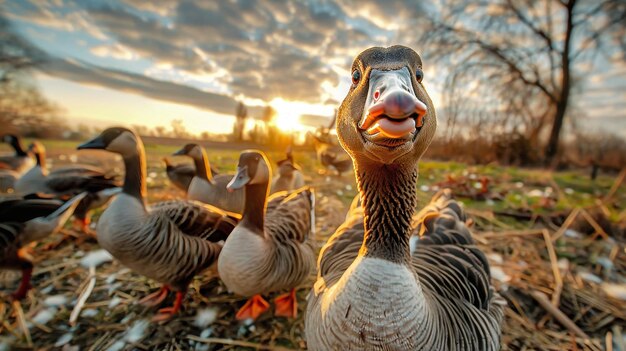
left=506, top=0, right=556, bottom=53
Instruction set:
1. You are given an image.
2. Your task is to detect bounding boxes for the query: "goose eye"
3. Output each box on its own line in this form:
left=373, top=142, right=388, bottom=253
left=415, top=69, right=424, bottom=83
left=351, top=70, right=361, bottom=85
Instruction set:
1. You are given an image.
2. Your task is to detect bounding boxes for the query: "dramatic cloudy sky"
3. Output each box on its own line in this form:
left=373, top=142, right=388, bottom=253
left=4, top=0, right=626, bottom=136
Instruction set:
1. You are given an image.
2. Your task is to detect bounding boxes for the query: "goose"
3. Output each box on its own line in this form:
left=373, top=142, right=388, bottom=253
left=0, top=192, right=86, bottom=299
left=15, top=141, right=119, bottom=197
left=311, top=132, right=353, bottom=176
left=270, top=146, right=305, bottom=194
left=163, top=158, right=195, bottom=192
left=0, top=134, right=34, bottom=175
left=14, top=142, right=121, bottom=233
left=173, top=143, right=244, bottom=214
left=217, top=150, right=316, bottom=320
left=305, top=46, right=504, bottom=350
left=77, top=128, right=240, bottom=321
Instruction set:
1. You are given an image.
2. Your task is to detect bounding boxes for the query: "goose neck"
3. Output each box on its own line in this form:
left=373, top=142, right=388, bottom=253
left=122, top=142, right=147, bottom=206
left=241, top=183, right=268, bottom=232
left=13, top=139, right=28, bottom=156
left=34, top=151, right=47, bottom=174
left=357, top=162, right=418, bottom=264
left=193, top=150, right=213, bottom=182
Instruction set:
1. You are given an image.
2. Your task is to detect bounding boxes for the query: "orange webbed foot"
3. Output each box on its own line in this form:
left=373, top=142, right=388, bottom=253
left=274, top=288, right=298, bottom=318
left=236, top=294, right=270, bottom=321
left=139, top=285, right=170, bottom=307
left=151, top=291, right=184, bottom=322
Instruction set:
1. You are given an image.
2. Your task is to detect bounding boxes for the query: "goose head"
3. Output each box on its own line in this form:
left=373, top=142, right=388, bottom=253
left=173, top=143, right=203, bottom=160
left=337, top=45, right=436, bottom=165
left=277, top=159, right=299, bottom=177
left=78, top=127, right=140, bottom=157
left=28, top=141, right=45, bottom=158
left=227, top=150, right=271, bottom=191
left=2, top=134, right=19, bottom=147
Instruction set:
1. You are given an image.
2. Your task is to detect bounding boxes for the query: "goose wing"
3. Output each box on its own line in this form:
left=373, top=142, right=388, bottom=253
left=265, top=190, right=291, bottom=214
left=49, top=164, right=108, bottom=177
left=150, top=200, right=240, bottom=242
left=411, top=189, right=494, bottom=311
left=167, top=164, right=195, bottom=190
left=0, top=199, right=63, bottom=223
left=264, top=187, right=314, bottom=244
left=316, top=206, right=364, bottom=288
left=45, top=174, right=120, bottom=194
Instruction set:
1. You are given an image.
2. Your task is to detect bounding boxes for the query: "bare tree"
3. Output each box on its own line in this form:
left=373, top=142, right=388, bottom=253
left=170, top=119, right=190, bottom=139
left=0, top=9, right=64, bottom=137
left=420, top=0, right=626, bottom=164
left=154, top=126, right=167, bottom=137
left=233, top=101, right=248, bottom=142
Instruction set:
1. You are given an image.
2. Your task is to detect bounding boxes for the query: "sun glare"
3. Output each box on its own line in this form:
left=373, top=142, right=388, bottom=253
left=270, top=98, right=337, bottom=133
left=271, top=98, right=306, bottom=132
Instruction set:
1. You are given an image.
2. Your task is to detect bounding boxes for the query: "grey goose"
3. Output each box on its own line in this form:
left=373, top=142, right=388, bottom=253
left=305, top=46, right=504, bottom=351
left=78, top=127, right=239, bottom=321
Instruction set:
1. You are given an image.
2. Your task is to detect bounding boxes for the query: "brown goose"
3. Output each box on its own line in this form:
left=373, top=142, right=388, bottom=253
left=0, top=134, right=34, bottom=175
left=0, top=192, right=86, bottom=299
left=270, top=146, right=305, bottom=194
left=78, top=128, right=239, bottom=321
left=218, top=150, right=315, bottom=320
left=173, top=144, right=244, bottom=214
left=305, top=46, right=504, bottom=350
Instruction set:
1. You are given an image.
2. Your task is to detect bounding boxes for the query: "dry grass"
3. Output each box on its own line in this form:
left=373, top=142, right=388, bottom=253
left=1, top=138, right=625, bottom=350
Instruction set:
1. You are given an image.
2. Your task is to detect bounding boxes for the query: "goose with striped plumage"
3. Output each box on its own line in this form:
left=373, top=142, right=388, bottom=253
left=0, top=192, right=86, bottom=299
left=0, top=134, right=34, bottom=175
left=14, top=141, right=121, bottom=233
left=270, top=146, right=305, bottom=194
left=173, top=143, right=244, bottom=214
left=218, top=150, right=316, bottom=320
left=78, top=128, right=240, bottom=321
left=305, top=46, right=504, bottom=350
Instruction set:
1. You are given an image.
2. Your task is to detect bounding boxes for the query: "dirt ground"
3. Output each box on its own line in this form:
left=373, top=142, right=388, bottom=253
left=0, top=138, right=624, bottom=350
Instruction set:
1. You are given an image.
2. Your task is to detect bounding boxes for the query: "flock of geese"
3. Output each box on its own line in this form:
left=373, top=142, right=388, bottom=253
left=0, top=46, right=504, bottom=350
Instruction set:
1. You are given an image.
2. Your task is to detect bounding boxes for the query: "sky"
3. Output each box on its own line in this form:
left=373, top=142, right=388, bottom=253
left=3, top=0, right=625, bottom=137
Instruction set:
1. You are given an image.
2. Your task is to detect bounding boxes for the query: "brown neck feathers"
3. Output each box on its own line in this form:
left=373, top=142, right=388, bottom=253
left=357, top=163, right=418, bottom=264
left=241, top=183, right=268, bottom=233
left=122, top=142, right=147, bottom=206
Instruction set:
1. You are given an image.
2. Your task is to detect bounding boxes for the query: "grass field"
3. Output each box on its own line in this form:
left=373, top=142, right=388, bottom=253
left=0, top=138, right=624, bottom=350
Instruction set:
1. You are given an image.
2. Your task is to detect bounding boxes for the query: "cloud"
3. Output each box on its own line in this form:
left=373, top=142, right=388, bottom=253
left=90, top=43, right=136, bottom=60
left=7, top=0, right=430, bottom=109
left=42, top=57, right=241, bottom=115
left=79, top=1, right=417, bottom=102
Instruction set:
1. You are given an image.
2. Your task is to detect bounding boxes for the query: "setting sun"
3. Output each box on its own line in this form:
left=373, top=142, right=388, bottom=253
left=271, top=98, right=306, bottom=132
left=270, top=98, right=337, bottom=133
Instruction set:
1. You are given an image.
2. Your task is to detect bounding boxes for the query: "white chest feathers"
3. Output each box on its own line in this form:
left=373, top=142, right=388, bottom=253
left=96, top=193, right=146, bottom=252
left=217, top=228, right=269, bottom=296
left=307, top=257, right=428, bottom=350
